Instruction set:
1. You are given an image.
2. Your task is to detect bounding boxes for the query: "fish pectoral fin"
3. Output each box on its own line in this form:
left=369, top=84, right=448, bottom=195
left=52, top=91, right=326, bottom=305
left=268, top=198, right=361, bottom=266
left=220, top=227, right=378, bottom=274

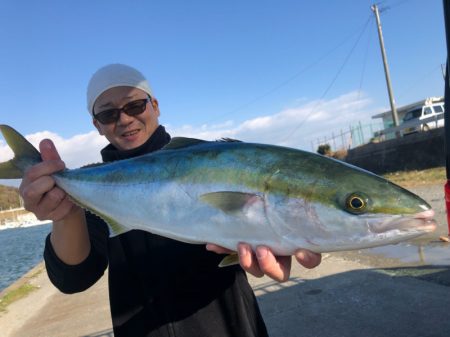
left=199, top=191, right=262, bottom=214
left=219, top=254, right=240, bottom=267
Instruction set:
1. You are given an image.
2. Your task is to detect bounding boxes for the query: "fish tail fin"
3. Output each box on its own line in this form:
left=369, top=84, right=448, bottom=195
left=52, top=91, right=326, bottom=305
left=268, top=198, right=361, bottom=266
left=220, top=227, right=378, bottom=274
left=0, top=125, right=42, bottom=179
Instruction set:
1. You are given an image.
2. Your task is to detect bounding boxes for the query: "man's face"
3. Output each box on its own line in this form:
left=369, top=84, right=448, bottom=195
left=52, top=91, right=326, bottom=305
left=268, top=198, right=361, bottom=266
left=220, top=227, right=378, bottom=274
left=93, top=86, right=160, bottom=151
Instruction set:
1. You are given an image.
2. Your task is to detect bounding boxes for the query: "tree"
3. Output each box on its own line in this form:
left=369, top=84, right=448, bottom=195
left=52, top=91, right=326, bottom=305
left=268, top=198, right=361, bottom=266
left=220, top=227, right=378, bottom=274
left=317, top=144, right=331, bottom=156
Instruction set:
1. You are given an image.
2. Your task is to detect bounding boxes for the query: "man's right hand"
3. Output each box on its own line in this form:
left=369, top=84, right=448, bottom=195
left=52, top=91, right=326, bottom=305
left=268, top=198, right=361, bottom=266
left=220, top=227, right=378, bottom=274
left=19, top=139, right=77, bottom=222
left=20, top=139, right=91, bottom=265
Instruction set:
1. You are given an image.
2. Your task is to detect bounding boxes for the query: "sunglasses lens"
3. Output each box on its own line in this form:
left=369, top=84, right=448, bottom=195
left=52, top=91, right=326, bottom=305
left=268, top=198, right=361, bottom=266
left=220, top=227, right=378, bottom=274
left=95, top=110, right=120, bottom=124
left=123, top=100, right=148, bottom=116
left=95, top=99, right=149, bottom=124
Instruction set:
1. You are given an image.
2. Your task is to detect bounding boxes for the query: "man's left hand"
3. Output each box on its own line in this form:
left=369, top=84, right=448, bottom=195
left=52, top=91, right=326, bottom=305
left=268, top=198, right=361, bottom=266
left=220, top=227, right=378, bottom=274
left=206, top=243, right=322, bottom=282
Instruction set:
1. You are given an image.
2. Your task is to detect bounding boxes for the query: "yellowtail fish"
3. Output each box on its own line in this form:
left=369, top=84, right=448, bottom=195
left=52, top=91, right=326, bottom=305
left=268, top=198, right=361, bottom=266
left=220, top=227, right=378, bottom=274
left=0, top=125, right=436, bottom=265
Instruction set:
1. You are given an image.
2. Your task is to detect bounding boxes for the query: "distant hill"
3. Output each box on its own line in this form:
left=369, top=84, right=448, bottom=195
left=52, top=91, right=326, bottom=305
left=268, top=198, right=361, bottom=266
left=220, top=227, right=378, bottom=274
left=0, top=184, right=21, bottom=210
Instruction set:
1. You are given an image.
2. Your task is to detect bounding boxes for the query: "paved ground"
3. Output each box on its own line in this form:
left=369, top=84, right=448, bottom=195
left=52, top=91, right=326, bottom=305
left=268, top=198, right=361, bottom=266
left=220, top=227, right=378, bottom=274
left=2, top=254, right=449, bottom=337
left=1, top=183, right=449, bottom=337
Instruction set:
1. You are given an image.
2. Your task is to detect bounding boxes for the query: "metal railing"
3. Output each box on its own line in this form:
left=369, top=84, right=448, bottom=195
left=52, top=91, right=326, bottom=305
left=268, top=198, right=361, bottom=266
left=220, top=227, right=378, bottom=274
left=311, top=122, right=384, bottom=152
left=312, top=114, right=445, bottom=153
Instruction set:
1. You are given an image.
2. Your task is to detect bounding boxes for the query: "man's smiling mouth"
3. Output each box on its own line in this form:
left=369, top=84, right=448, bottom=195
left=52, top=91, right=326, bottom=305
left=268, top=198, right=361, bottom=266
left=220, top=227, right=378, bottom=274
left=122, top=130, right=139, bottom=137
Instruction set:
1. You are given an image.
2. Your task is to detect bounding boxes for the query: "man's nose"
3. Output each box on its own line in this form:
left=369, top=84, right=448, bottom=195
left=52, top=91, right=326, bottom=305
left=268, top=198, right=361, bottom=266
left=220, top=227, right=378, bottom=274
left=117, top=111, right=134, bottom=124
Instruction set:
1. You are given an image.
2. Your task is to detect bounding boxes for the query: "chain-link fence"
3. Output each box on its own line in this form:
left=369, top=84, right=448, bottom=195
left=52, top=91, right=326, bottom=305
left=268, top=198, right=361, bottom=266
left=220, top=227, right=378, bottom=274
left=311, top=121, right=385, bottom=153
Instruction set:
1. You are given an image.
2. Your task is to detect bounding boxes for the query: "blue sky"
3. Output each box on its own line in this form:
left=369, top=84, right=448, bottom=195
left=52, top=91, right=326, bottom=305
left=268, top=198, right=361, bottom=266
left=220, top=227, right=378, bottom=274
left=0, top=0, right=446, bottom=172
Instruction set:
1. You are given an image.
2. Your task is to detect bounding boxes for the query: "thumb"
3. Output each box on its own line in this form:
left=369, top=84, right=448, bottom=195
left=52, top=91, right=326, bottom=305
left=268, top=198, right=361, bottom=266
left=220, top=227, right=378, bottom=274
left=39, top=139, right=62, bottom=162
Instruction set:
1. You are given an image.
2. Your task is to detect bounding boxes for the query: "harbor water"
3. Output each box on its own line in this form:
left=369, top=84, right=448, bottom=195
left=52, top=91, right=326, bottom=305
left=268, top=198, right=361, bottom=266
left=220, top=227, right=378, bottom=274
left=0, top=223, right=52, bottom=292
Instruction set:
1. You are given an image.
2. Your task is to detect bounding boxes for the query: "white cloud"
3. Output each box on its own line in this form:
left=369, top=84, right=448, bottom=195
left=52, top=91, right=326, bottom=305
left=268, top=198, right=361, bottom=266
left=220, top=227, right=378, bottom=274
left=168, top=91, right=378, bottom=150
left=40, top=131, right=108, bottom=169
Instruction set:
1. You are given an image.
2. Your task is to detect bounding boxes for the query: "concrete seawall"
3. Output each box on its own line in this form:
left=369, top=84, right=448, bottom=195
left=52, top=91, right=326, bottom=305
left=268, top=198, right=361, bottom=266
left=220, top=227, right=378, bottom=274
left=345, top=128, right=445, bottom=174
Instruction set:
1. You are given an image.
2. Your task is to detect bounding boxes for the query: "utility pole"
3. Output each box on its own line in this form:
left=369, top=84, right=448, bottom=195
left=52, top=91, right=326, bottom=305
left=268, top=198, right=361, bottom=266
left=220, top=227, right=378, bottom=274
left=371, top=4, right=400, bottom=131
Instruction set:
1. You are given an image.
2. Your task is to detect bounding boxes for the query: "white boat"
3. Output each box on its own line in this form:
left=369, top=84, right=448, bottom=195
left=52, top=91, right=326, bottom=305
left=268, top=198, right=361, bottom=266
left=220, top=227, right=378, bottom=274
left=0, top=213, right=52, bottom=230
left=0, top=219, right=21, bottom=230
left=19, top=219, right=52, bottom=228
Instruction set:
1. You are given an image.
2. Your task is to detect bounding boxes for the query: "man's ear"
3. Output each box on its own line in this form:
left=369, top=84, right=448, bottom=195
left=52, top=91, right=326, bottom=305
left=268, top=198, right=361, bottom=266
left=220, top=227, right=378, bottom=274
left=151, top=98, right=160, bottom=117
left=93, top=119, right=105, bottom=135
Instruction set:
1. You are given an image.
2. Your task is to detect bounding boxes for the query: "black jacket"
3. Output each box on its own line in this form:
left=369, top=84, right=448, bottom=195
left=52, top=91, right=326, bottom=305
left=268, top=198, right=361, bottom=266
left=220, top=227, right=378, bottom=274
left=44, top=126, right=268, bottom=337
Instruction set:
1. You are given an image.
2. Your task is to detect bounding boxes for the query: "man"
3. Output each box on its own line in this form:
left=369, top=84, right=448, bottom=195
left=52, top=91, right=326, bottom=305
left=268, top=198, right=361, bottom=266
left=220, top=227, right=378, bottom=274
left=19, top=64, right=321, bottom=336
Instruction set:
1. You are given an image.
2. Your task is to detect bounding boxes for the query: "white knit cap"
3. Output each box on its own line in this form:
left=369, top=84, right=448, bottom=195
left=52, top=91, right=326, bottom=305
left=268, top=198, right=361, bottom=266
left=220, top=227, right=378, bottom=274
left=86, top=64, right=153, bottom=116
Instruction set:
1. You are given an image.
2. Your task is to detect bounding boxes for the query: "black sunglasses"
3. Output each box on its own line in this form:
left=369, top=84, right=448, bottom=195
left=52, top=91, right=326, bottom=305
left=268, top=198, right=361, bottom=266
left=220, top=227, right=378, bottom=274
left=94, top=98, right=151, bottom=124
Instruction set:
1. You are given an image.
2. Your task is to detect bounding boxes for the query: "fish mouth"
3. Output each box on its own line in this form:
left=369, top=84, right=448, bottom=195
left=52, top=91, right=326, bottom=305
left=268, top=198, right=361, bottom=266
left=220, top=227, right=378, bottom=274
left=368, top=209, right=437, bottom=234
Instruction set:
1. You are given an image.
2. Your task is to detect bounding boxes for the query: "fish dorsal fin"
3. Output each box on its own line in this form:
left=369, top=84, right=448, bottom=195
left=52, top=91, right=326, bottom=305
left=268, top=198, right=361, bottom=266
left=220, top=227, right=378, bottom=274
left=161, top=137, right=242, bottom=151
left=162, top=137, right=208, bottom=150
left=200, top=191, right=262, bottom=214
left=80, top=162, right=107, bottom=169
left=218, top=138, right=242, bottom=143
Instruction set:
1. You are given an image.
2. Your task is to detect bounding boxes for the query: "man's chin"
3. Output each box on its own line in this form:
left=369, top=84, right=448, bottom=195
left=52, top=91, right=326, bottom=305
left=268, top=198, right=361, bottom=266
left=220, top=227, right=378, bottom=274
left=114, top=137, right=146, bottom=151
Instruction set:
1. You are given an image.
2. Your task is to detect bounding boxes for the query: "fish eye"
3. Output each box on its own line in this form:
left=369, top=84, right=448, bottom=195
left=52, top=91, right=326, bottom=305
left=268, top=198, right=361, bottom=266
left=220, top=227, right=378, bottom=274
left=349, top=197, right=364, bottom=209
left=344, top=192, right=369, bottom=214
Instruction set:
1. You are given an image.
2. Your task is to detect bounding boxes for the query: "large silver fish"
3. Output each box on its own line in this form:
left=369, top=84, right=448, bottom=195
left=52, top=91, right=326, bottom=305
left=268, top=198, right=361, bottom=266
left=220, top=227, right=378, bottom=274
left=0, top=125, right=436, bottom=259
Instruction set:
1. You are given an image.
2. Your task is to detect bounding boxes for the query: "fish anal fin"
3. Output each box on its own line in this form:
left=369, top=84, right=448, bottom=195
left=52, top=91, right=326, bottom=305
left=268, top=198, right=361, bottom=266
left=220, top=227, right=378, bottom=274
left=200, top=191, right=262, bottom=214
left=219, top=253, right=240, bottom=267
left=100, top=215, right=128, bottom=236
left=67, top=195, right=129, bottom=236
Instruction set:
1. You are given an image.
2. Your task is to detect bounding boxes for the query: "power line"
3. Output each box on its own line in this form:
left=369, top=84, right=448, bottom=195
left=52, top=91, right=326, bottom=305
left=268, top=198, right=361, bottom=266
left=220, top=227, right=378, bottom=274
left=389, top=0, right=417, bottom=10
left=357, top=20, right=374, bottom=101
left=396, top=63, right=444, bottom=100
left=202, top=16, right=377, bottom=125
left=282, top=15, right=373, bottom=142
